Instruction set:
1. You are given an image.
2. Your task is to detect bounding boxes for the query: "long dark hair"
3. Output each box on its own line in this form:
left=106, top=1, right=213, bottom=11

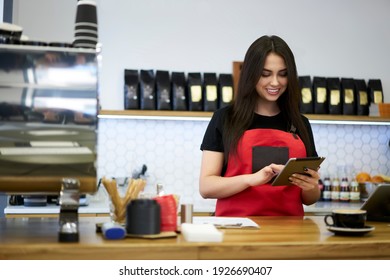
left=223, top=35, right=312, bottom=163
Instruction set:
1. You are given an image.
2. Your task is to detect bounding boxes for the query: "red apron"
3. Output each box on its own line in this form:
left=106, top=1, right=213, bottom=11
left=215, top=128, right=307, bottom=217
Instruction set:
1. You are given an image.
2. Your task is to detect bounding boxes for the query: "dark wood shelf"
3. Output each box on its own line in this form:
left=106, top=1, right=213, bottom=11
left=99, top=110, right=213, bottom=118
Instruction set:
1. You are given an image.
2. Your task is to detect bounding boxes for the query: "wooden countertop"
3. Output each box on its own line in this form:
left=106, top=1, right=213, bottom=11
left=4, top=200, right=363, bottom=216
left=1, top=216, right=390, bottom=260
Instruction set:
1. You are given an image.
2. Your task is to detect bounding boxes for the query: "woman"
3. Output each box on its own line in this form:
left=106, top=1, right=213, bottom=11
left=199, top=35, right=320, bottom=216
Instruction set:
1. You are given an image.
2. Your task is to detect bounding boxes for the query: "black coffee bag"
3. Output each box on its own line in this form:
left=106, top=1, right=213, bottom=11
left=187, top=72, right=203, bottom=111
left=368, top=79, right=384, bottom=104
left=354, top=79, right=369, bottom=116
left=140, top=69, right=156, bottom=110
left=313, top=76, right=328, bottom=114
left=171, top=72, right=187, bottom=111
left=155, top=70, right=171, bottom=110
left=298, top=76, right=313, bottom=114
left=327, top=77, right=342, bottom=115
left=203, top=73, right=218, bottom=112
left=341, top=78, right=356, bottom=115
left=218, top=73, right=234, bottom=109
left=124, top=69, right=140, bottom=110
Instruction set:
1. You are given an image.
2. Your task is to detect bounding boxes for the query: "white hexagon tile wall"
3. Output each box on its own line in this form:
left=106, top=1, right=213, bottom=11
left=97, top=118, right=390, bottom=213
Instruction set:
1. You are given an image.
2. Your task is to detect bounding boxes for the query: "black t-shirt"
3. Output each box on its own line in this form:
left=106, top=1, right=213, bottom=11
left=200, top=106, right=318, bottom=156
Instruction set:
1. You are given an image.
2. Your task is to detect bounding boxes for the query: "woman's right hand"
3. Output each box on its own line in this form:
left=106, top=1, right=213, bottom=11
left=200, top=150, right=286, bottom=199
left=249, top=163, right=284, bottom=186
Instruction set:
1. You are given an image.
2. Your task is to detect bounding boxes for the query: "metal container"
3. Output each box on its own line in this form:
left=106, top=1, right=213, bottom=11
left=180, top=204, right=193, bottom=224
left=0, top=43, right=99, bottom=194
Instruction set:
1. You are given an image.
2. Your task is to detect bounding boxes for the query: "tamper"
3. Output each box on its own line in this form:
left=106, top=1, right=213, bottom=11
left=58, top=178, right=80, bottom=242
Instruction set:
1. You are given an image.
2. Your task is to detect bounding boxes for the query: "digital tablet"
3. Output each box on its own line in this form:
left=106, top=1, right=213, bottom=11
left=361, top=183, right=390, bottom=222
left=271, top=157, right=325, bottom=186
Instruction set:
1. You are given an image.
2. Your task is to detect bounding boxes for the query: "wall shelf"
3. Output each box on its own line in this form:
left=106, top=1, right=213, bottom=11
left=99, top=110, right=390, bottom=125
left=99, top=110, right=213, bottom=121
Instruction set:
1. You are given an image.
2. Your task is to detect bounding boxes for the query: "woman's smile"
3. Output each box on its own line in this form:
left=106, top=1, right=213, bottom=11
left=256, top=52, right=288, bottom=102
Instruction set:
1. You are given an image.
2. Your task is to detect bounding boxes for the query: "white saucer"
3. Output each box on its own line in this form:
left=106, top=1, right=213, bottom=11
left=326, top=225, right=375, bottom=236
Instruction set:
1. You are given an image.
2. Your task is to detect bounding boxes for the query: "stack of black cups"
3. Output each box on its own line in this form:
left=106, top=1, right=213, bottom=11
left=73, top=0, right=98, bottom=49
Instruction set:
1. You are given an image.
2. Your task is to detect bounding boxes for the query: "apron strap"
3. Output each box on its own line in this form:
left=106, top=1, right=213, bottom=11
left=289, top=124, right=298, bottom=139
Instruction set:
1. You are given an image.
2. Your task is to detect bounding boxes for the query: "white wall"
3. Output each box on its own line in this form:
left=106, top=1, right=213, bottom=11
left=0, top=0, right=3, bottom=22
left=12, top=0, right=75, bottom=42
left=12, top=0, right=390, bottom=110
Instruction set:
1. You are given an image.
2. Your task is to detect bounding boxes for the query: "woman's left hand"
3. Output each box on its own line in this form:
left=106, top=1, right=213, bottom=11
left=288, top=167, right=320, bottom=191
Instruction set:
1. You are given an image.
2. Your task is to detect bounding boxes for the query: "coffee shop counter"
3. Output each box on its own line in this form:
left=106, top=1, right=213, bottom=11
left=1, top=215, right=389, bottom=260
left=4, top=200, right=363, bottom=217
left=304, top=201, right=363, bottom=215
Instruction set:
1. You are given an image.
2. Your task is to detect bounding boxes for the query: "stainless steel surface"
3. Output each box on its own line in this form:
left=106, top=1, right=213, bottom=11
left=58, top=178, right=80, bottom=242
left=0, top=44, right=99, bottom=194
left=59, top=178, right=80, bottom=209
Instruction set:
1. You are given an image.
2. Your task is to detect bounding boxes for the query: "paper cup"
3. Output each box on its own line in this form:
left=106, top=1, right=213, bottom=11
left=73, top=0, right=98, bottom=49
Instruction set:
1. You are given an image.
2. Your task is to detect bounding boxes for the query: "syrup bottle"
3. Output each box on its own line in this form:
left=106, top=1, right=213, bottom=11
left=322, top=177, right=332, bottom=201
left=340, top=177, right=350, bottom=202
left=331, top=177, right=340, bottom=202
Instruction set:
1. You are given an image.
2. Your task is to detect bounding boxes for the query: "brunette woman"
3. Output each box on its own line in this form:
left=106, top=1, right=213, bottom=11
left=199, top=35, right=320, bottom=216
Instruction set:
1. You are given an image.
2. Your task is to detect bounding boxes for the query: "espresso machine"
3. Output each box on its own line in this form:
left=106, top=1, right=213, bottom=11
left=0, top=42, right=99, bottom=242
